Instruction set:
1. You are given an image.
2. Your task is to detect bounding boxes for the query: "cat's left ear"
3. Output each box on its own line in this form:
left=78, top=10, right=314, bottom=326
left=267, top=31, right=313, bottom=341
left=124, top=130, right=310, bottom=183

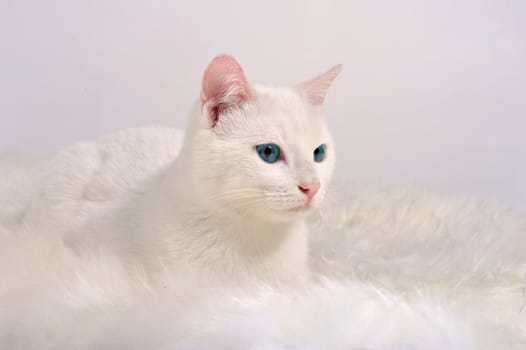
left=298, top=64, right=342, bottom=106
left=200, top=54, right=255, bottom=128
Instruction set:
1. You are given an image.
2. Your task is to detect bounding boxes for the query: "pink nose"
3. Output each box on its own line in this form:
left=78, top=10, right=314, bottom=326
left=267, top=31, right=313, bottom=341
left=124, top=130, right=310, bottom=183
left=298, top=182, right=320, bottom=200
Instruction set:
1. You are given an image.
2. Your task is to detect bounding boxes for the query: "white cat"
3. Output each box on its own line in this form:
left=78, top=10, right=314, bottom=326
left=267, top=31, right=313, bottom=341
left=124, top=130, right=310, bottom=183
left=61, top=54, right=342, bottom=285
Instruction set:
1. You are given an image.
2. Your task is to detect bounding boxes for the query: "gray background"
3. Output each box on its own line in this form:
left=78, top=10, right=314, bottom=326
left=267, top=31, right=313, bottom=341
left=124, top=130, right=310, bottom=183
left=1, top=1, right=525, bottom=209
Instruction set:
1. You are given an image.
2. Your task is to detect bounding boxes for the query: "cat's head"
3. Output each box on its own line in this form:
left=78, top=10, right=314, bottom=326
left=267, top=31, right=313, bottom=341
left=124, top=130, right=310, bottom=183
left=185, top=54, right=341, bottom=223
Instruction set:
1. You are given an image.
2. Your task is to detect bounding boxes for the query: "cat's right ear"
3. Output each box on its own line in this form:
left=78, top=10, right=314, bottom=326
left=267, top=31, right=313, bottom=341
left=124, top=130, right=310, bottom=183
left=200, top=55, right=255, bottom=128
left=298, top=64, right=342, bottom=106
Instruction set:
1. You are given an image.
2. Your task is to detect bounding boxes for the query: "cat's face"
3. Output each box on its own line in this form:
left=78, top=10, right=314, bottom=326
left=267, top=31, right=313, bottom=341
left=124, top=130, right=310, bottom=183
left=188, top=55, right=340, bottom=223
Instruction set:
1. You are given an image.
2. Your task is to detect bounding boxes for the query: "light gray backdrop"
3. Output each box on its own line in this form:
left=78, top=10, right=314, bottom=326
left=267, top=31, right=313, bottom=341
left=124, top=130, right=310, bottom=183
left=1, top=0, right=525, bottom=209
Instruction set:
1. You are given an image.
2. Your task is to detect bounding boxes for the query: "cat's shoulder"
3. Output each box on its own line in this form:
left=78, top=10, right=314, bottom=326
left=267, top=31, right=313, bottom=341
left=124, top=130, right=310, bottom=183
left=50, top=125, right=184, bottom=201
left=11, top=127, right=183, bottom=231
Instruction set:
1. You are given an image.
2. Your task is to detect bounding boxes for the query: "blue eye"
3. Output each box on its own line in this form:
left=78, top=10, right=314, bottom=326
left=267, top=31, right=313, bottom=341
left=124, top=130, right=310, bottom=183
left=256, top=143, right=281, bottom=163
left=313, top=144, right=326, bottom=162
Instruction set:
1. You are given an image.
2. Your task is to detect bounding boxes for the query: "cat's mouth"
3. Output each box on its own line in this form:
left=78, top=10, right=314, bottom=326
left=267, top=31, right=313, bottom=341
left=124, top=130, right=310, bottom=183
left=287, top=202, right=312, bottom=212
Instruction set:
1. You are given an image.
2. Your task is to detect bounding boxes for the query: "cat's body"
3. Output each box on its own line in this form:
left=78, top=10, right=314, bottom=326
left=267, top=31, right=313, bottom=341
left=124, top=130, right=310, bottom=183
left=52, top=55, right=341, bottom=286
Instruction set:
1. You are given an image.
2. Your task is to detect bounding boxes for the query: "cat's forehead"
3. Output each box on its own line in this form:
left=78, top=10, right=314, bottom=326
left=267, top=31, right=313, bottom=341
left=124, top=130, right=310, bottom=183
left=249, top=85, right=328, bottom=140
left=255, top=85, right=307, bottom=115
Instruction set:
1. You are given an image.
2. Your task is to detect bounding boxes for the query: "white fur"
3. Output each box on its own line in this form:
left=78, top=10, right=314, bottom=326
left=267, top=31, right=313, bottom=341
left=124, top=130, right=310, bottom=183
left=1, top=78, right=526, bottom=348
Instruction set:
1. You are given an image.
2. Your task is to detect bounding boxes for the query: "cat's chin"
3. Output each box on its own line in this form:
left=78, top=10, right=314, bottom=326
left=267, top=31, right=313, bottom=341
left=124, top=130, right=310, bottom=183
left=266, top=204, right=316, bottom=223
left=222, top=204, right=312, bottom=224
left=287, top=203, right=312, bottom=213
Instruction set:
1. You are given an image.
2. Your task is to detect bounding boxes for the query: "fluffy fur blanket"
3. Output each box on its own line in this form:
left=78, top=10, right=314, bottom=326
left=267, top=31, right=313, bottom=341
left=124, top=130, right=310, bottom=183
left=1, top=127, right=525, bottom=349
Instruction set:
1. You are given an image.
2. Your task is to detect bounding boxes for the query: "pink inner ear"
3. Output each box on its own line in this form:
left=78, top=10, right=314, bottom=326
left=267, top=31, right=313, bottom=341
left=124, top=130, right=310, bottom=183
left=200, top=55, right=255, bottom=127
left=302, top=64, right=342, bottom=105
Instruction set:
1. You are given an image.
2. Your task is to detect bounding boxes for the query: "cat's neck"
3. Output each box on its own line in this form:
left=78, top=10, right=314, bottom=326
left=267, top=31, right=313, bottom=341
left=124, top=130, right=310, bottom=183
left=149, top=158, right=309, bottom=284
